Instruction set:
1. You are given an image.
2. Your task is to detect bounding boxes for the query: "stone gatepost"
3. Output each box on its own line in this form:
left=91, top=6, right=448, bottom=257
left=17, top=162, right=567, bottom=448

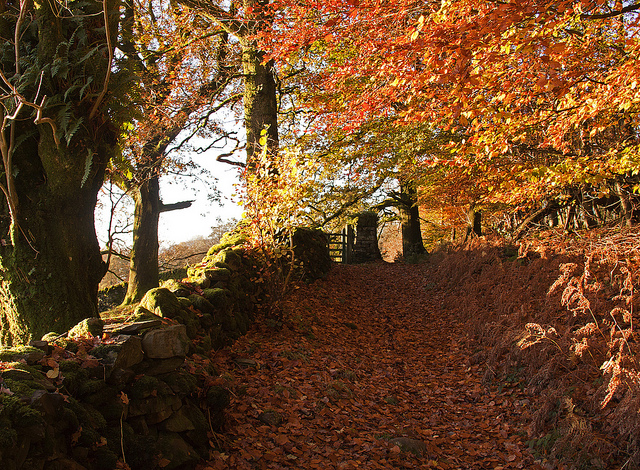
left=352, top=211, right=382, bottom=263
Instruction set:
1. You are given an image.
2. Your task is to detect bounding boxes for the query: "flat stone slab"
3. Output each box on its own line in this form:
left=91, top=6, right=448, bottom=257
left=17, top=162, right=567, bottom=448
left=104, top=320, right=162, bottom=335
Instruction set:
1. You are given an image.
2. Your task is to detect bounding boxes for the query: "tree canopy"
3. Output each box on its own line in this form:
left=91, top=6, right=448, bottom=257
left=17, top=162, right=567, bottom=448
left=258, top=0, right=640, bottom=227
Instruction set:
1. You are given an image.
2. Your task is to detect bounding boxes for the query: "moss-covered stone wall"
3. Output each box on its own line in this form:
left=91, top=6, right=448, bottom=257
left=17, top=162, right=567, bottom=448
left=0, top=228, right=332, bottom=470
left=0, top=323, right=228, bottom=470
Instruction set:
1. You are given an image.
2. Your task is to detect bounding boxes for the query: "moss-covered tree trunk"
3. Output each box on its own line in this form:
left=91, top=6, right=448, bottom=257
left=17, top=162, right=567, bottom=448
left=122, top=177, right=161, bottom=305
left=0, top=132, right=114, bottom=346
left=0, top=0, right=123, bottom=345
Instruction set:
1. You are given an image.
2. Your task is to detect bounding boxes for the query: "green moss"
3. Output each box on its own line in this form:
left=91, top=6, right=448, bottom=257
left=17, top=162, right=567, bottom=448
left=68, top=318, right=104, bottom=339
left=2, top=378, right=41, bottom=397
left=0, top=345, right=44, bottom=364
left=130, top=306, right=161, bottom=323
left=177, top=297, right=192, bottom=309
left=202, top=288, right=230, bottom=310
left=126, top=434, right=158, bottom=469
left=139, top=288, right=183, bottom=318
left=91, top=445, right=118, bottom=470
left=4, top=361, right=45, bottom=379
left=0, top=421, right=17, bottom=447
left=161, top=279, right=191, bottom=296
left=79, top=403, right=107, bottom=429
left=77, top=427, right=101, bottom=447
left=60, top=360, right=90, bottom=394
left=188, top=294, right=214, bottom=314
left=41, top=332, right=61, bottom=342
left=77, top=379, right=106, bottom=397
left=206, top=386, right=230, bottom=412
left=160, top=371, right=197, bottom=396
left=185, top=318, right=199, bottom=339
left=130, top=375, right=161, bottom=400
left=206, top=231, right=247, bottom=257
left=213, top=249, right=243, bottom=270
left=199, top=334, right=212, bottom=351
left=0, top=394, right=45, bottom=428
left=57, top=405, right=79, bottom=431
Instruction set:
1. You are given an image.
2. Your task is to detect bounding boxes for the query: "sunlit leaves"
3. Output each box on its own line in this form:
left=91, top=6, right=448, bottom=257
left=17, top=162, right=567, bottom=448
left=263, top=0, right=640, bottom=210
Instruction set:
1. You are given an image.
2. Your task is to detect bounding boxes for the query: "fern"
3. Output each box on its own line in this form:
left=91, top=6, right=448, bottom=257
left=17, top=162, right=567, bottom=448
left=81, top=148, right=94, bottom=188
left=57, top=104, right=72, bottom=133
left=65, top=117, right=83, bottom=146
left=63, top=84, right=80, bottom=102
left=79, top=76, right=93, bottom=100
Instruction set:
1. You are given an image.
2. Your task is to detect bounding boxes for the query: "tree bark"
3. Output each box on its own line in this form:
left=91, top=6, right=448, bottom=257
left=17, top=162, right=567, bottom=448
left=0, top=0, right=121, bottom=345
left=122, top=177, right=161, bottom=305
left=178, top=0, right=279, bottom=169
left=0, top=130, right=112, bottom=345
left=399, top=182, right=426, bottom=257
left=464, top=206, right=482, bottom=242
left=241, top=0, right=279, bottom=169
left=242, top=47, right=279, bottom=168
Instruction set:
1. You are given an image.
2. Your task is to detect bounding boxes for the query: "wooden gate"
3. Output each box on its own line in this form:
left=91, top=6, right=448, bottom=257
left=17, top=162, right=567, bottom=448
left=327, top=226, right=354, bottom=264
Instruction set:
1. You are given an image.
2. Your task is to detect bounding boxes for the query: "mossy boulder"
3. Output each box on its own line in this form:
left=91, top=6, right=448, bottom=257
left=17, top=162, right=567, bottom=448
left=0, top=345, right=45, bottom=365
left=202, top=288, right=230, bottom=310
left=161, top=279, right=192, bottom=297
left=187, top=294, right=214, bottom=313
left=69, top=318, right=104, bottom=339
left=130, top=375, right=161, bottom=400
left=139, top=288, right=184, bottom=319
left=160, top=370, right=198, bottom=396
left=177, top=297, right=192, bottom=309
left=205, top=231, right=247, bottom=258
left=130, top=306, right=161, bottom=323
left=204, top=267, right=231, bottom=282
left=0, top=394, right=46, bottom=429
left=212, top=248, right=244, bottom=270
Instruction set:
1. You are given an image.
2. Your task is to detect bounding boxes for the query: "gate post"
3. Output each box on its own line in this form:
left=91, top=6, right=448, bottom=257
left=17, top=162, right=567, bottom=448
left=345, top=225, right=354, bottom=264
left=352, top=211, right=382, bottom=263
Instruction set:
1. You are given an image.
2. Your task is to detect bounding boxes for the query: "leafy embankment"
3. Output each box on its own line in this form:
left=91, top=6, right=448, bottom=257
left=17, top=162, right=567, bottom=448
left=203, top=263, right=542, bottom=470
left=433, top=229, right=640, bottom=469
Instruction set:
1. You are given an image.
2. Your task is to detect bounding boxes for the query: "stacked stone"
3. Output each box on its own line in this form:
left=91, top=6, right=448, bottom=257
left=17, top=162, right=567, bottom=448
left=352, top=211, right=383, bottom=263
left=0, top=320, right=229, bottom=470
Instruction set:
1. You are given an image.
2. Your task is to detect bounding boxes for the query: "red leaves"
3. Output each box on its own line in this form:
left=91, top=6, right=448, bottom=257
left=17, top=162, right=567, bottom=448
left=204, top=263, right=538, bottom=469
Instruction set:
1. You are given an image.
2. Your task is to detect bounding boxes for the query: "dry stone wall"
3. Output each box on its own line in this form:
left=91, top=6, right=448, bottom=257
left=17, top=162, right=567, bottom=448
left=0, top=321, right=227, bottom=470
left=0, top=229, right=332, bottom=470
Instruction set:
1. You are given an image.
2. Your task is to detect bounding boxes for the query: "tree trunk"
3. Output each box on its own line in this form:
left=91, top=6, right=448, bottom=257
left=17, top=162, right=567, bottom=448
left=464, top=206, right=482, bottom=242
left=615, top=181, right=633, bottom=226
left=399, top=182, right=426, bottom=257
left=0, top=132, right=111, bottom=346
left=0, top=0, right=121, bottom=345
left=242, top=45, right=279, bottom=168
left=122, top=177, right=161, bottom=305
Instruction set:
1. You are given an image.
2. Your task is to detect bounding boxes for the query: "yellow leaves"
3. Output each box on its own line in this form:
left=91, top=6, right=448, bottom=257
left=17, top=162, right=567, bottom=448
left=410, top=16, right=426, bottom=41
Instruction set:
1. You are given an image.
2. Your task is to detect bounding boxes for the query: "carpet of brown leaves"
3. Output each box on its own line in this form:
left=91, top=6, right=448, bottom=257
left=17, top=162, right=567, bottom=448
left=201, top=262, right=545, bottom=470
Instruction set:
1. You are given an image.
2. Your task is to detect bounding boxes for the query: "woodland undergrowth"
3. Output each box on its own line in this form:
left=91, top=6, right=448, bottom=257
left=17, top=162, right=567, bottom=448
left=432, top=228, right=640, bottom=468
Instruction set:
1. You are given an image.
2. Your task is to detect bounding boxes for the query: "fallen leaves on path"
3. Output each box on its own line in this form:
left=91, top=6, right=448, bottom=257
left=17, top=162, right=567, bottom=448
left=202, top=263, right=545, bottom=470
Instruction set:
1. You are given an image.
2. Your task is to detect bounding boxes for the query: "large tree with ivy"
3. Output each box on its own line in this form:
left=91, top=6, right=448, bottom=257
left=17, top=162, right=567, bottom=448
left=0, top=0, right=130, bottom=345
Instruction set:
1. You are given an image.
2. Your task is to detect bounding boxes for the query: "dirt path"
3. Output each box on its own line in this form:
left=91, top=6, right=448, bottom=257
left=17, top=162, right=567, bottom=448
left=204, top=263, right=543, bottom=470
